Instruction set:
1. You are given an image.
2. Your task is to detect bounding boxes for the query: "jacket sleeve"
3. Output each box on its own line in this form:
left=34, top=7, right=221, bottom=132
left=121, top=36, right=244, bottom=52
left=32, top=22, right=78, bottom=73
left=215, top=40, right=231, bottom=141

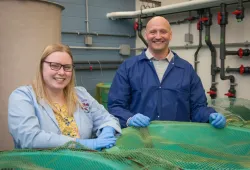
left=8, top=88, right=74, bottom=149
left=189, top=66, right=216, bottom=122
left=108, top=63, right=135, bottom=128
left=76, top=87, right=121, bottom=136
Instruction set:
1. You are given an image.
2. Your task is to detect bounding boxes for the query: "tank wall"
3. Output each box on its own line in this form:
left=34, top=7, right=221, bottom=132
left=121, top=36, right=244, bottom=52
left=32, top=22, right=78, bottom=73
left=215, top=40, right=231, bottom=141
left=0, top=0, right=63, bottom=150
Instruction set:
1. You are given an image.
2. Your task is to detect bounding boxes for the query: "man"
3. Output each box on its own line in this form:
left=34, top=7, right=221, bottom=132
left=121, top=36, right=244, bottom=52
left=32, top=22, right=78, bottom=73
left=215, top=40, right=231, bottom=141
left=108, top=16, right=225, bottom=129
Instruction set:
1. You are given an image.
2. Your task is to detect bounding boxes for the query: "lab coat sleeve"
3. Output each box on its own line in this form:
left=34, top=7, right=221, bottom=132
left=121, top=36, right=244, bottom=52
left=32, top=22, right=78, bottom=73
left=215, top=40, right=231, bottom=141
left=8, top=88, right=74, bottom=149
left=189, top=66, right=216, bottom=122
left=108, top=63, right=135, bottom=128
left=76, top=87, right=121, bottom=136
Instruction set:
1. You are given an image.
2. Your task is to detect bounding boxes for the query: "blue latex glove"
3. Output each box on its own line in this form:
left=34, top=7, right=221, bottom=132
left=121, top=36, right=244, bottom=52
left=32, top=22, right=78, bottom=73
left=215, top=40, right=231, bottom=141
left=98, top=126, right=116, bottom=148
left=128, top=113, right=150, bottom=127
left=76, top=138, right=116, bottom=150
left=209, top=113, right=226, bottom=129
left=98, top=126, right=115, bottom=139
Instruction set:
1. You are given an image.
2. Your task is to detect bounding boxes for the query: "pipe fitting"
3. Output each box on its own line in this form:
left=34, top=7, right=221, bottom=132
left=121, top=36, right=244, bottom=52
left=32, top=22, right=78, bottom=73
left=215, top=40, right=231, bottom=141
left=238, top=48, right=250, bottom=58
left=239, top=65, right=250, bottom=74
left=207, top=86, right=217, bottom=99
left=203, top=9, right=212, bottom=26
left=225, top=87, right=236, bottom=98
left=232, top=0, right=244, bottom=21
left=138, top=15, right=148, bottom=47
left=218, top=4, right=228, bottom=25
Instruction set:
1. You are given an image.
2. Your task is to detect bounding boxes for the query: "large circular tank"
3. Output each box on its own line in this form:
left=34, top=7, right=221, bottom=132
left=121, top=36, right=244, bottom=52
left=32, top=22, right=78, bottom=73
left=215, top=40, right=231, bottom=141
left=0, top=0, right=64, bottom=150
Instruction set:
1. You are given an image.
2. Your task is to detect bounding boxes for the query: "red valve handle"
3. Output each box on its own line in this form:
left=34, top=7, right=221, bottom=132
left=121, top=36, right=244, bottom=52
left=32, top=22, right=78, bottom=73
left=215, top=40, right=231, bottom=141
left=207, top=91, right=216, bottom=95
left=134, top=22, right=138, bottom=31
left=217, top=12, right=222, bottom=25
left=89, top=65, right=93, bottom=71
left=232, top=10, right=242, bottom=15
left=224, top=92, right=234, bottom=97
left=200, top=17, right=208, bottom=22
left=239, top=65, right=244, bottom=74
left=238, top=48, right=243, bottom=58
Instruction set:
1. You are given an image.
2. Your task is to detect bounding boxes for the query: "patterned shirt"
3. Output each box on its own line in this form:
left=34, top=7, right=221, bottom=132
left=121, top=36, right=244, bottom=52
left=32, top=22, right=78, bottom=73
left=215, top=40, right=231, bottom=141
left=53, top=103, right=80, bottom=138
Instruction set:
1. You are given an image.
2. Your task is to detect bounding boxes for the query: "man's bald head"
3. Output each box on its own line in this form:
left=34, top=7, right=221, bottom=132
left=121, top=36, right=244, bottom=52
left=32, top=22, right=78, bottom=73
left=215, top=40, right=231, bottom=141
left=145, top=16, right=172, bottom=58
left=146, top=16, right=172, bottom=32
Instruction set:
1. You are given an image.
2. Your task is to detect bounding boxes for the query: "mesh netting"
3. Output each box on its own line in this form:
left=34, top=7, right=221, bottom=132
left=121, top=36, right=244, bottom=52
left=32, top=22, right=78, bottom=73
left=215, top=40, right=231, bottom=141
left=208, top=98, right=250, bottom=128
left=1, top=98, right=250, bottom=170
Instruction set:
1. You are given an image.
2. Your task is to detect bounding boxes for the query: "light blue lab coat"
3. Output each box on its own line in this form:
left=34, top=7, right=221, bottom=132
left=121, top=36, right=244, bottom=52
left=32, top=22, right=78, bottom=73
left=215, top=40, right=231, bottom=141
left=8, top=86, right=121, bottom=149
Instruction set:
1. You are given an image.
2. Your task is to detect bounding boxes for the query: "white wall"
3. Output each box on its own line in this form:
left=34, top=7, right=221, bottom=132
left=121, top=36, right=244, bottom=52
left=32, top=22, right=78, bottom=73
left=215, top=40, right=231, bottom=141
left=136, top=0, right=250, bottom=100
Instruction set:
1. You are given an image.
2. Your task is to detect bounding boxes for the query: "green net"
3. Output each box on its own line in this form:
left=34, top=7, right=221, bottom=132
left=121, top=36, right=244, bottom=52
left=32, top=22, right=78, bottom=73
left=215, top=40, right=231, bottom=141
left=208, top=98, right=250, bottom=128
left=1, top=98, right=250, bottom=169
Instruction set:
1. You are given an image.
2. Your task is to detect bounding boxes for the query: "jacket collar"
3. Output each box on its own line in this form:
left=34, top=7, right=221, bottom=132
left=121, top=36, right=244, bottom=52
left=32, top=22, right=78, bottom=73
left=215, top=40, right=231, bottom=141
left=138, top=49, right=185, bottom=69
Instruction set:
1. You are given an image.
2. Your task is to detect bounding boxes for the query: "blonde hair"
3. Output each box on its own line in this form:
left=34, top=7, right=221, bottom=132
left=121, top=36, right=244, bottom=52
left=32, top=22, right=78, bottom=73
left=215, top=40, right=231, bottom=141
left=32, top=43, right=79, bottom=116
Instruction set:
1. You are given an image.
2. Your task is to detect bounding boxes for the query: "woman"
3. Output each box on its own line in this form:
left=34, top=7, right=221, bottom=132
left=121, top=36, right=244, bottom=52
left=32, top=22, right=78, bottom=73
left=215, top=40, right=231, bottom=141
left=8, top=44, right=121, bottom=150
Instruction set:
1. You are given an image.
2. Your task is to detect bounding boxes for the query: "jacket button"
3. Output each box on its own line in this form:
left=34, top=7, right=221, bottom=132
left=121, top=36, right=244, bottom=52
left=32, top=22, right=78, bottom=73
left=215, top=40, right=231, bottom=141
left=159, top=86, right=161, bottom=88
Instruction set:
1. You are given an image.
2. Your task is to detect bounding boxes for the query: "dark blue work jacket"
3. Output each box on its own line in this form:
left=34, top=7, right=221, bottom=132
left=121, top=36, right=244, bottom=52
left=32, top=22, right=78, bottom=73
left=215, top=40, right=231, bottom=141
left=108, top=50, right=215, bottom=128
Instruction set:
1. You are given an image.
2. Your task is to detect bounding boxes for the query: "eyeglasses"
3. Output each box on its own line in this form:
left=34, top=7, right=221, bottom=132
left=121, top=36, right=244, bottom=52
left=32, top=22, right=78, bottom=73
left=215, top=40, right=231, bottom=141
left=43, top=61, right=74, bottom=72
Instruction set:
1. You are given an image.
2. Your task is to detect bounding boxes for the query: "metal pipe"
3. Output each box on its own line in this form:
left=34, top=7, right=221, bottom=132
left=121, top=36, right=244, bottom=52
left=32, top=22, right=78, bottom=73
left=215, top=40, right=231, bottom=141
left=85, top=0, right=89, bottom=33
left=138, top=15, right=148, bottom=47
left=74, top=61, right=122, bottom=64
left=239, top=0, right=243, bottom=6
left=169, top=16, right=199, bottom=25
left=204, top=9, right=217, bottom=83
left=194, top=10, right=203, bottom=72
left=169, top=20, right=188, bottom=25
left=132, top=47, right=145, bottom=50
left=194, top=29, right=202, bottom=72
left=220, top=3, right=235, bottom=84
left=226, top=50, right=238, bottom=55
left=70, top=46, right=119, bottom=50
left=188, top=10, right=191, bottom=38
left=203, top=8, right=218, bottom=99
left=62, top=31, right=135, bottom=38
left=139, top=1, right=250, bottom=19
left=75, top=66, right=118, bottom=70
left=169, top=41, right=250, bottom=50
left=107, top=0, right=250, bottom=20
left=69, top=46, right=143, bottom=51
left=69, top=41, right=250, bottom=52
left=226, top=66, right=250, bottom=74
left=226, top=67, right=239, bottom=72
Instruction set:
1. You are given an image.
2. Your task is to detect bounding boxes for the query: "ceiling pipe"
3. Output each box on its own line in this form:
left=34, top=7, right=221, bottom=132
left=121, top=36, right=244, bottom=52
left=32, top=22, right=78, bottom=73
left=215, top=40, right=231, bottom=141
left=107, top=0, right=241, bottom=20
left=69, top=46, right=143, bottom=51
left=69, top=41, right=250, bottom=52
left=62, top=31, right=135, bottom=38
left=74, top=61, right=122, bottom=64
left=169, top=16, right=199, bottom=25
left=70, top=46, right=119, bottom=50
left=135, top=41, right=250, bottom=51
left=75, top=66, right=118, bottom=70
